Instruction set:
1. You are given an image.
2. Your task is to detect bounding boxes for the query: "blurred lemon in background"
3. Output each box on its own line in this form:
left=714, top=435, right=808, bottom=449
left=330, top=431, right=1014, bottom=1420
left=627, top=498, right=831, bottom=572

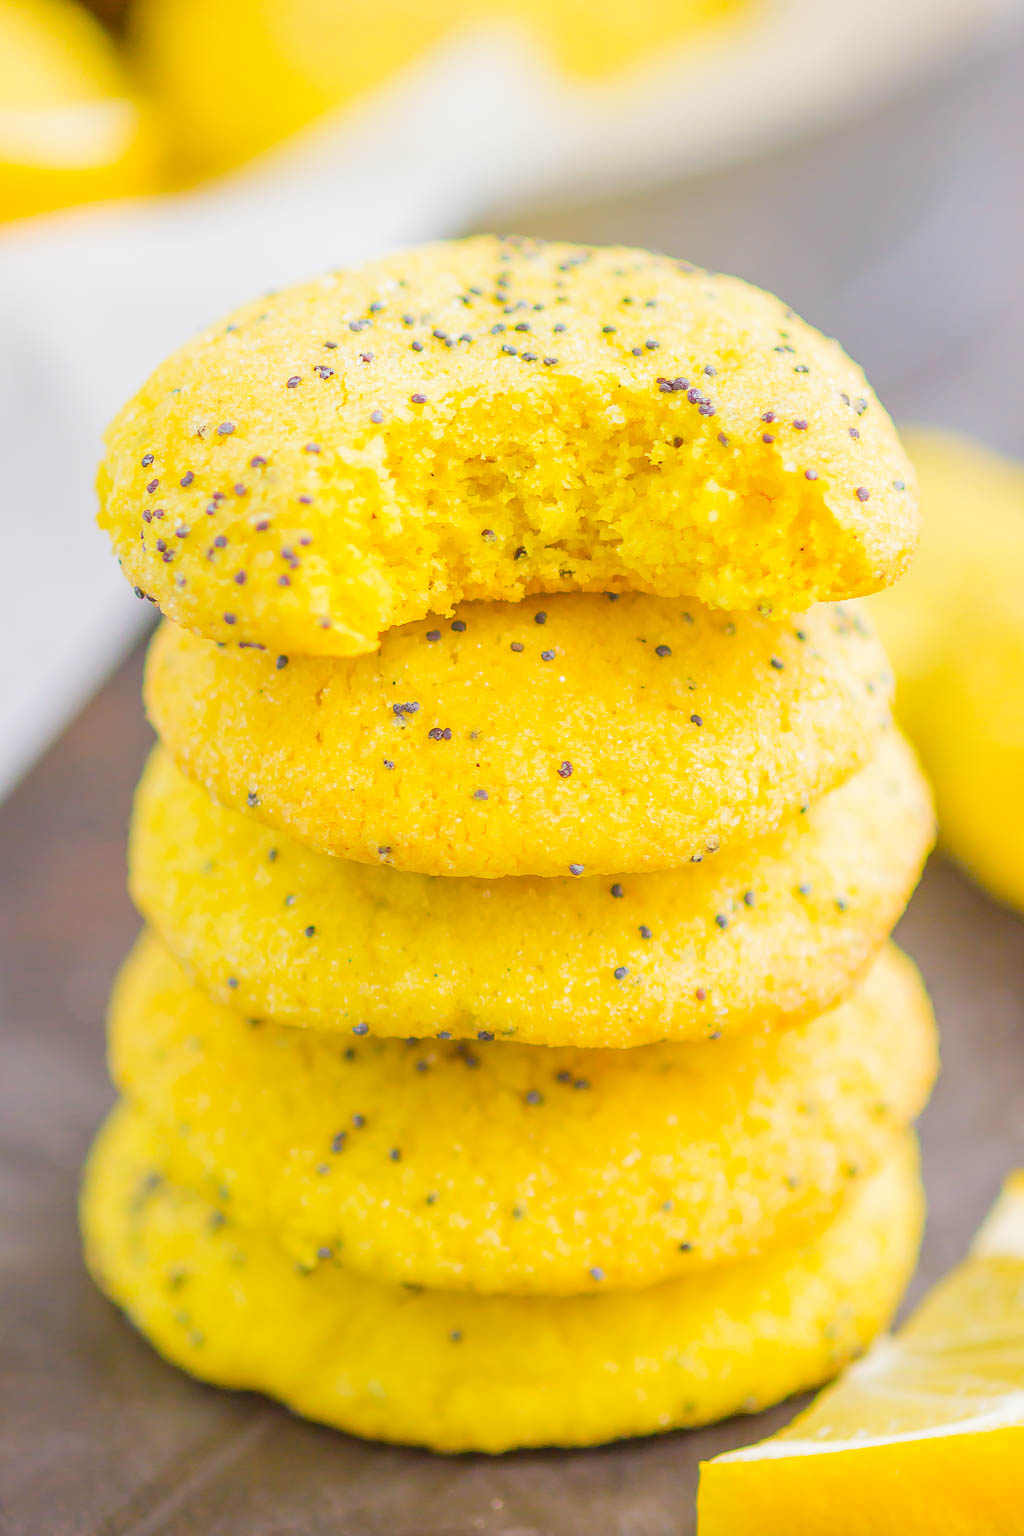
left=0, top=0, right=156, bottom=220
left=130, top=0, right=746, bottom=178
left=872, top=429, right=1024, bottom=915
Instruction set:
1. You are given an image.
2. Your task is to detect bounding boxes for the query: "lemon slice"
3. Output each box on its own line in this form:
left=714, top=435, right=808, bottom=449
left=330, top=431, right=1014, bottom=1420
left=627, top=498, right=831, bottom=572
left=0, top=0, right=156, bottom=220
left=698, top=1172, right=1024, bottom=1534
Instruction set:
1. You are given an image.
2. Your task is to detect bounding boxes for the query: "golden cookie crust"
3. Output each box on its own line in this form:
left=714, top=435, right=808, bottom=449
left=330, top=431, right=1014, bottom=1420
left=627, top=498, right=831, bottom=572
left=130, top=732, right=932, bottom=1047
left=99, top=237, right=917, bottom=655
left=81, top=1105, right=923, bottom=1453
left=144, top=594, right=894, bottom=878
left=110, top=935, right=935, bottom=1295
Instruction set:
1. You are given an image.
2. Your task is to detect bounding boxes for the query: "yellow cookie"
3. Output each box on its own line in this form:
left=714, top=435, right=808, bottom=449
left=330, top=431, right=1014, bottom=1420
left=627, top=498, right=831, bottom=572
left=133, top=0, right=747, bottom=178
left=871, top=428, right=1024, bottom=913
left=0, top=0, right=156, bottom=222
left=131, top=731, right=932, bottom=1047
left=81, top=1105, right=923, bottom=1453
left=145, top=594, right=894, bottom=879
left=110, top=934, right=935, bottom=1294
left=99, top=236, right=917, bottom=655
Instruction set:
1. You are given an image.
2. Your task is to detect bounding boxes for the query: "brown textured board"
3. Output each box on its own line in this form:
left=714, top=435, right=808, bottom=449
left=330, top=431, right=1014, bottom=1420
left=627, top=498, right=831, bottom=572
left=1, top=635, right=1022, bottom=1536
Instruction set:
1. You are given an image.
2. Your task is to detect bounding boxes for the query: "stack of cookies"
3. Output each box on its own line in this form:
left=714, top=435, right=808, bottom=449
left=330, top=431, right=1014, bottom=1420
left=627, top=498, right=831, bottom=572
left=83, top=237, right=937, bottom=1453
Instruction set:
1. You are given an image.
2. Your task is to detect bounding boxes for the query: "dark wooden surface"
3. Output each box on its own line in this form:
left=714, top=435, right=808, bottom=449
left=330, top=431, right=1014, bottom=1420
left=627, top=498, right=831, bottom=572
left=1, top=641, right=1022, bottom=1536
left=4, top=27, right=1024, bottom=1536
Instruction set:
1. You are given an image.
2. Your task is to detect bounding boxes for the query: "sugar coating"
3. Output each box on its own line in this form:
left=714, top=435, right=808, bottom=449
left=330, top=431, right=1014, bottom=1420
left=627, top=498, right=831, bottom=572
left=131, top=733, right=932, bottom=1047
left=871, top=428, right=1024, bottom=913
left=144, top=593, right=894, bottom=878
left=81, top=1105, right=922, bottom=1453
left=111, top=935, right=935, bottom=1295
left=99, top=236, right=917, bottom=656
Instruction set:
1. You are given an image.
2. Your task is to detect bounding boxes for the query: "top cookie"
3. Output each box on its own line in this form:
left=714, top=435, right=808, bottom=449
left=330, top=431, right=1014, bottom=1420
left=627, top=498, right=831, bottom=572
left=98, top=236, right=917, bottom=655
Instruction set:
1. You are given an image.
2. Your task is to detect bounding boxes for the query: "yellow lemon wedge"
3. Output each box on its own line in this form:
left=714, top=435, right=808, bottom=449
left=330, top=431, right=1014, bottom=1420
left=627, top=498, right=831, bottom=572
left=698, top=1171, right=1024, bottom=1535
left=0, top=0, right=156, bottom=221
